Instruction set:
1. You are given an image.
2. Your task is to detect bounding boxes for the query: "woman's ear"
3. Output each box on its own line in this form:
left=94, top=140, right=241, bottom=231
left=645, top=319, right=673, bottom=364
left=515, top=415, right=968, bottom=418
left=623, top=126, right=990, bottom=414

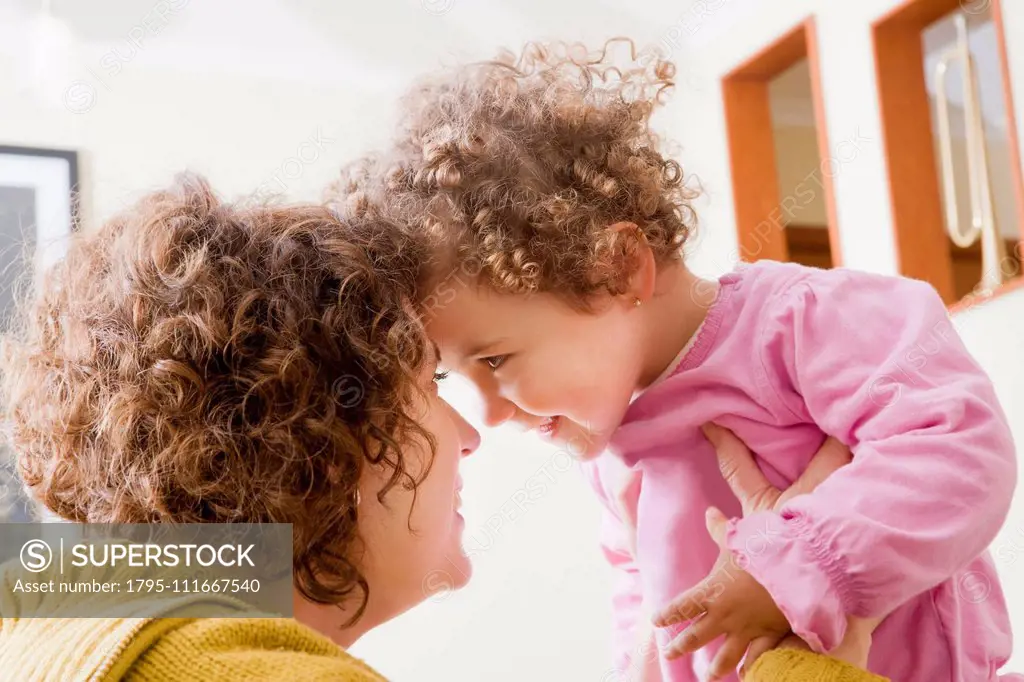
left=608, top=221, right=656, bottom=304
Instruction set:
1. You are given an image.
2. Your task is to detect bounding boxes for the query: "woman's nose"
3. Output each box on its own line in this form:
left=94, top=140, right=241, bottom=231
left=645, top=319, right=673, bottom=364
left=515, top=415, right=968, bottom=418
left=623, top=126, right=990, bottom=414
left=457, top=411, right=481, bottom=457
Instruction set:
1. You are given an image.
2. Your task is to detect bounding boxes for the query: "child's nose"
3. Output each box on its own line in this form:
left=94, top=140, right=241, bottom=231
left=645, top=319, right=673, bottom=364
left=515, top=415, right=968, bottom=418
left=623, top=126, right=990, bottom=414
left=482, top=395, right=517, bottom=428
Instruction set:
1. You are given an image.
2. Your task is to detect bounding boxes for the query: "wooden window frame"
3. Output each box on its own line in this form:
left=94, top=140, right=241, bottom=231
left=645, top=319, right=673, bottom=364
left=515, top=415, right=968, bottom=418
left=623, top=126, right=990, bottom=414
left=721, top=18, right=842, bottom=268
left=872, top=0, right=1024, bottom=309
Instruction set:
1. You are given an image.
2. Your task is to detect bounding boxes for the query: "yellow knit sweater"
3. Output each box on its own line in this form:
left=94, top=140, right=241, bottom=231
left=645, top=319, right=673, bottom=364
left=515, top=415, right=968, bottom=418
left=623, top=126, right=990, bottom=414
left=0, top=557, right=886, bottom=681
left=0, top=614, right=892, bottom=682
left=0, top=554, right=385, bottom=681
left=0, top=615, right=386, bottom=681
left=748, top=649, right=890, bottom=682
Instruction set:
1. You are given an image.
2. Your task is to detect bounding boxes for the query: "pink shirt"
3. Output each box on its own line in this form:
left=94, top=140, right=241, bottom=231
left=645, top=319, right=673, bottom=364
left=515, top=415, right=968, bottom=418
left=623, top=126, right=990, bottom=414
left=585, top=261, right=1019, bottom=682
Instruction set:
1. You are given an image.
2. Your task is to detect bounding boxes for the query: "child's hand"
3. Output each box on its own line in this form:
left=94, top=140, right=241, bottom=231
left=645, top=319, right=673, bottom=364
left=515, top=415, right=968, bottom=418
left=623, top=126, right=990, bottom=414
left=652, top=424, right=856, bottom=679
left=652, top=505, right=790, bottom=676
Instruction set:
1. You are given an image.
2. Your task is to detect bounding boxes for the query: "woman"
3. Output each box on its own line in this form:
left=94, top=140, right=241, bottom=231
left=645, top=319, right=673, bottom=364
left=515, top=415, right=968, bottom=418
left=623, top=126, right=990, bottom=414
left=0, top=175, right=884, bottom=681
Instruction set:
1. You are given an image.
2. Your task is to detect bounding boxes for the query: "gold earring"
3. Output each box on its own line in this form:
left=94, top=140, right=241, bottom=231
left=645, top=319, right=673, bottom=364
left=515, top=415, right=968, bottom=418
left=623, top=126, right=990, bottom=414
left=633, top=297, right=642, bottom=307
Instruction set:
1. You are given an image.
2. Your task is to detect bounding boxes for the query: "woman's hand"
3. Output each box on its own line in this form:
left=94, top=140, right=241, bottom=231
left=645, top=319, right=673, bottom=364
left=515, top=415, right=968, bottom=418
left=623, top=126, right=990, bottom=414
left=701, top=423, right=883, bottom=678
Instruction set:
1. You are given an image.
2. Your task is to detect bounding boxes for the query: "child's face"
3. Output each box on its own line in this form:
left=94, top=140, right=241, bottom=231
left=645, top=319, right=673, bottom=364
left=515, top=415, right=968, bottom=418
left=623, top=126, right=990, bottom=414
left=425, top=280, right=646, bottom=459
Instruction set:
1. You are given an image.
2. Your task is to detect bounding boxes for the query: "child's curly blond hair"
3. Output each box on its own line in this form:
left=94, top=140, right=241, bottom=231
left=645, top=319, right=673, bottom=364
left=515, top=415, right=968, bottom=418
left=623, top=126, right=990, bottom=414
left=327, top=38, right=698, bottom=308
left=1, top=174, right=431, bottom=621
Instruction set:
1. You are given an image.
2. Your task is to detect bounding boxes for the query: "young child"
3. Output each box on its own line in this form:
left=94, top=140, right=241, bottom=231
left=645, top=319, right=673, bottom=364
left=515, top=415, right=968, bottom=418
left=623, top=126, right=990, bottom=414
left=328, top=41, right=1020, bottom=682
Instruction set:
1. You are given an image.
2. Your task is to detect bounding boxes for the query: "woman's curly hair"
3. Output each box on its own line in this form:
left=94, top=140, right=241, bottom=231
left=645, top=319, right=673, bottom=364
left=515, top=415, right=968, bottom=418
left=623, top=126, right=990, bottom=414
left=0, top=173, right=431, bottom=620
left=326, top=38, right=699, bottom=308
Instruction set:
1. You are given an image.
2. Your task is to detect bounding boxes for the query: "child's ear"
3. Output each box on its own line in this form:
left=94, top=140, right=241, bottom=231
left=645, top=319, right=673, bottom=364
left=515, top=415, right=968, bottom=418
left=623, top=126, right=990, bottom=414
left=608, top=221, right=656, bottom=304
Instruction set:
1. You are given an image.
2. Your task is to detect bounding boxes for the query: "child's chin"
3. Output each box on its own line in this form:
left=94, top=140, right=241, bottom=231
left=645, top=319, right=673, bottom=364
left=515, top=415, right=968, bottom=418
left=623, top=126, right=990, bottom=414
left=553, top=436, right=600, bottom=460
left=554, top=424, right=609, bottom=460
left=572, top=446, right=605, bottom=462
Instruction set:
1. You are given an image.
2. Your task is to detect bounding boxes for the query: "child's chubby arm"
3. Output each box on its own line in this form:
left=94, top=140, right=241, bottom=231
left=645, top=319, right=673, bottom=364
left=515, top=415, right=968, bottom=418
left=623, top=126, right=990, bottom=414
left=713, top=269, right=1016, bottom=654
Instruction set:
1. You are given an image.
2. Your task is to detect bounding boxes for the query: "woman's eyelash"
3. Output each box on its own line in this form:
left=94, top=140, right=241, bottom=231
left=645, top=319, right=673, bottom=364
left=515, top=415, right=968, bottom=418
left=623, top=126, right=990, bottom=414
left=433, top=370, right=450, bottom=382
left=484, top=355, right=507, bottom=370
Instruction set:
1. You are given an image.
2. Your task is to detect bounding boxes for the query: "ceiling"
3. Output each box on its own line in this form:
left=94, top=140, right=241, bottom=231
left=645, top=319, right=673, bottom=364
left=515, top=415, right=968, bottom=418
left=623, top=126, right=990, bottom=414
left=0, top=0, right=656, bottom=90
left=3, top=0, right=1011, bottom=135
left=1, top=0, right=776, bottom=94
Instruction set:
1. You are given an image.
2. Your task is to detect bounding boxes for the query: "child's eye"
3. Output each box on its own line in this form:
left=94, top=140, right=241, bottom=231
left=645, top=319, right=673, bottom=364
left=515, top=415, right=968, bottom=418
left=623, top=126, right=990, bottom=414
left=433, top=370, right=450, bottom=383
left=483, top=355, right=507, bottom=371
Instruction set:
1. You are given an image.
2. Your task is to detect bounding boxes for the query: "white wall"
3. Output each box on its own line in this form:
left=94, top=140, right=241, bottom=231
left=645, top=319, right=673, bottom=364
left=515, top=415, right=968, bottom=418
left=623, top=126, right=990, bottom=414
left=0, top=55, right=400, bottom=227
left=956, top=288, right=1024, bottom=671
left=2, top=0, right=1023, bottom=679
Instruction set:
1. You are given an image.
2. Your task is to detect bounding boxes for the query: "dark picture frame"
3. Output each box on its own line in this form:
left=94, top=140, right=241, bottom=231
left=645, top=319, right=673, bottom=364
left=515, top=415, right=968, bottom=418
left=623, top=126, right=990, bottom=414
left=0, top=145, right=80, bottom=522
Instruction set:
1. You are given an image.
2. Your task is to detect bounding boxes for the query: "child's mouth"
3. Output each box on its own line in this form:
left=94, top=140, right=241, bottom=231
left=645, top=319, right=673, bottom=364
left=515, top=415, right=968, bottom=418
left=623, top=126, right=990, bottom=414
left=537, top=416, right=561, bottom=439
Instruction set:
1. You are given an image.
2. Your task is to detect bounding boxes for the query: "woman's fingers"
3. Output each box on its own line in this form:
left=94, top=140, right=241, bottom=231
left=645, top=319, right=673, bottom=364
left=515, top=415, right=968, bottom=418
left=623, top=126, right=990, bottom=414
left=664, top=613, right=722, bottom=660
left=707, top=635, right=749, bottom=680
left=777, top=436, right=853, bottom=506
left=739, top=635, right=784, bottom=680
left=704, top=507, right=729, bottom=545
left=703, top=423, right=779, bottom=515
left=737, top=630, right=782, bottom=675
left=847, top=615, right=885, bottom=633
left=707, top=426, right=854, bottom=513
left=739, top=634, right=812, bottom=679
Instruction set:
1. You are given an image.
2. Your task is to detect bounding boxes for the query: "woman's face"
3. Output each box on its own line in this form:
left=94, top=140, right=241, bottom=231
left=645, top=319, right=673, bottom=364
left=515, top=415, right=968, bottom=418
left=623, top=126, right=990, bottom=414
left=292, top=352, right=480, bottom=646
left=353, top=358, right=481, bottom=623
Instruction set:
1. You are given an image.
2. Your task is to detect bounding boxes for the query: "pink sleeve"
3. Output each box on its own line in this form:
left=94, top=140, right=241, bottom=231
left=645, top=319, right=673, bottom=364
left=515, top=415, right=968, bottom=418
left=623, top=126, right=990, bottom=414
left=726, top=269, right=1017, bottom=652
left=581, top=458, right=645, bottom=675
